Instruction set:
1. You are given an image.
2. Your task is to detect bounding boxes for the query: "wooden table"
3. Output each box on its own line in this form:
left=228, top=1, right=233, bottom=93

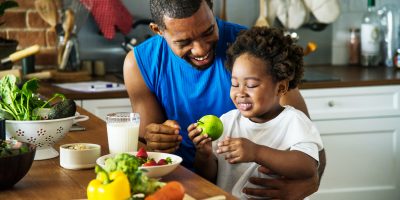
left=0, top=108, right=236, bottom=200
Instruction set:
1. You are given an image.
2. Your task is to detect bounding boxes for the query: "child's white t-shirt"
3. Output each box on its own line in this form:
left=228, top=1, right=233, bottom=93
left=213, top=106, right=323, bottom=199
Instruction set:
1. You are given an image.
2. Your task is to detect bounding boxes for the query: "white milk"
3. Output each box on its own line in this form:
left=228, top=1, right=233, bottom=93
left=106, top=122, right=139, bottom=154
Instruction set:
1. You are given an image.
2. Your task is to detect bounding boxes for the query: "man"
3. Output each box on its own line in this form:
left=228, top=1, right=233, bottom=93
left=123, top=0, right=326, bottom=199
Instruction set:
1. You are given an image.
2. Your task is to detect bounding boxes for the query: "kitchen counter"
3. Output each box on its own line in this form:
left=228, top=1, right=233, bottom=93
left=300, top=65, right=400, bottom=89
left=38, top=74, right=128, bottom=100
left=37, top=65, right=400, bottom=100
left=0, top=107, right=236, bottom=200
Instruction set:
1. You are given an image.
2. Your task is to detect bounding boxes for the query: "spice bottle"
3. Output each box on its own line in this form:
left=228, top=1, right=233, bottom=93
left=349, top=28, right=360, bottom=65
left=394, top=49, right=400, bottom=69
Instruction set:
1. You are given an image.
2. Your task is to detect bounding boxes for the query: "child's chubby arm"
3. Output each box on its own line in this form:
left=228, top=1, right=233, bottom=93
left=187, top=123, right=218, bottom=182
left=217, top=137, right=317, bottom=179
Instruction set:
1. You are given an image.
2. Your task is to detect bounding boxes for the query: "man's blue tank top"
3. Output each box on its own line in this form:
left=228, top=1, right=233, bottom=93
left=134, top=18, right=246, bottom=169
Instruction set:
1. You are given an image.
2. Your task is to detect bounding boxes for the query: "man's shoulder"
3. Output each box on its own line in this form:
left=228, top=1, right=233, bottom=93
left=135, top=35, right=164, bottom=50
left=217, top=18, right=247, bottom=29
left=134, top=35, right=168, bottom=65
left=216, top=18, right=247, bottom=51
left=217, top=18, right=247, bottom=35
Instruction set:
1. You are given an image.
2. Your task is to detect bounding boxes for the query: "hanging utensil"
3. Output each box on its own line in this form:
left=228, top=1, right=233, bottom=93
left=57, top=8, right=75, bottom=66
left=34, top=0, right=58, bottom=28
left=66, top=0, right=93, bottom=34
left=0, top=45, right=41, bottom=70
left=276, top=0, right=308, bottom=30
left=304, top=22, right=329, bottom=31
left=302, top=14, right=329, bottom=31
left=254, top=0, right=269, bottom=27
left=62, top=9, right=75, bottom=45
left=219, top=0, right=227, bottom=21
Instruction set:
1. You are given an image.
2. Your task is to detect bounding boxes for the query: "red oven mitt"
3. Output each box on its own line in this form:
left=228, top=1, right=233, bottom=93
left=80, top=0, right=133, bottom=39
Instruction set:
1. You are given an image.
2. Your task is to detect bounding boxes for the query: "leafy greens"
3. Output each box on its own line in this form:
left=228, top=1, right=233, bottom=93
left=0, top=75, right=65, bottom=120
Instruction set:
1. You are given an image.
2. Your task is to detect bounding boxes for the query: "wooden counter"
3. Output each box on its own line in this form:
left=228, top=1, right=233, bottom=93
left=0, top=108, right=236, bottom=200
left=300, top=65, right=400, bottom=89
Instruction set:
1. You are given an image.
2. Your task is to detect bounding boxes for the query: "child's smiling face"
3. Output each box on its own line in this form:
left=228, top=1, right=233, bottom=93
left=230, top=53, right=287, bottom=123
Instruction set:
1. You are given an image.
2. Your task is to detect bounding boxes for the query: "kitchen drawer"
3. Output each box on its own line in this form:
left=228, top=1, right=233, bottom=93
left=301, top=85, right=400, bottom=120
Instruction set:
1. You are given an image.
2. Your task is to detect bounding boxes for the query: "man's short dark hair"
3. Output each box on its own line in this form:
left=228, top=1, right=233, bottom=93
left=150, top=0, right=213, bottom=30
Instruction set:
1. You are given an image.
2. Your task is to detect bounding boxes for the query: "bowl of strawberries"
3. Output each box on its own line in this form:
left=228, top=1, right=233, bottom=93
left=96, top=147, right=182, bottom=178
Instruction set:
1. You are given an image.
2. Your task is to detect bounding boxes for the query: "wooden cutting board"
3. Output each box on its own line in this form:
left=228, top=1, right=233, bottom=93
left=184, top=194, right=226, bottom=200
left=25, top=70, right=92, bottom=82
left=0, top=69, right=22, bottom=79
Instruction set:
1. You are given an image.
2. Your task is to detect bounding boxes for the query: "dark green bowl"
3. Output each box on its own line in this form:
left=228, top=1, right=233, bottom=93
left=0, top=141, right=36, bottom=189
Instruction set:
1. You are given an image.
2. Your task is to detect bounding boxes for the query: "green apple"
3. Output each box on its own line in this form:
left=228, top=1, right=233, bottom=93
left=197, top=115, right=223, bottom=141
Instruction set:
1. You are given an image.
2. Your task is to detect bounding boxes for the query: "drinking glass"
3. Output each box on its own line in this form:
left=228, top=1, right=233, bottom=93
left=106, top=112, right=140, bottom=154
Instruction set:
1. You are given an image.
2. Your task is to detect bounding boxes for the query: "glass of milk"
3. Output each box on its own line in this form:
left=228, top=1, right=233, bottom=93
left=106, top=112, right=140, bottom=154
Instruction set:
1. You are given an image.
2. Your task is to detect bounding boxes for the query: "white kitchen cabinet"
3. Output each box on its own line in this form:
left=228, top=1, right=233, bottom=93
left=301, top=85, right=400, bottom=200
left=80, top=98, right=132, bottom=121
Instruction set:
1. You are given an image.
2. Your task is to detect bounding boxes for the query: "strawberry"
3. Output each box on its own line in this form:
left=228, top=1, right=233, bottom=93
left=136, top=147, right=148, bottom=159
left=157, top=159, right=168, bottom=165
left=142, top=158, right=157, bottom=166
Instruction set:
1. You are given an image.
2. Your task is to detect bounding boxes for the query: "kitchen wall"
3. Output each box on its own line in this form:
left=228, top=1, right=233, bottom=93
left=332, top=0, right=399, bottom=65
left=0, top=0, right=61, bottom=66
left=78, top=0, right=399, bottom=73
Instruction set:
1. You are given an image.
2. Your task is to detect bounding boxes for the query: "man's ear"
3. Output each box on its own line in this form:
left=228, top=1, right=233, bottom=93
left=149, top=22, right=163, bottom=36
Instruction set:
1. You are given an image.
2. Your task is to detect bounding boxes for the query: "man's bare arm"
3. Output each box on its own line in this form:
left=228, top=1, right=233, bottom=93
left=280, top=87, right=309, bottom=117
left=123, top=51, right=166, bottom=139
left=281, top=87, right=326, bottom=183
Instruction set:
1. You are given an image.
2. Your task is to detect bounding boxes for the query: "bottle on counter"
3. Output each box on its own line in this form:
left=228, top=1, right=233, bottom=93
left=349, top=28, right=360, bottom=65
left=361, top=0, right=381, bottom=67
left=377, top=4, right=399, bottom=67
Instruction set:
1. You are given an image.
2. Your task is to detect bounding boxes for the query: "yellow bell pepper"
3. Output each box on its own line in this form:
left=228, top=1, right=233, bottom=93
left=87, top=166, right=131, bottom=200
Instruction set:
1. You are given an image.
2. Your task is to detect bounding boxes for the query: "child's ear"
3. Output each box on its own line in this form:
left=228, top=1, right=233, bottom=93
left=277, top=80, right=289, bottom=96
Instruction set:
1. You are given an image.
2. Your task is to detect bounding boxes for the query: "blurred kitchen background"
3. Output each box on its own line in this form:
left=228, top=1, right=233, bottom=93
left=1, top=0, right=399, bottom=75
left=79, top=0, right=400, bottom=74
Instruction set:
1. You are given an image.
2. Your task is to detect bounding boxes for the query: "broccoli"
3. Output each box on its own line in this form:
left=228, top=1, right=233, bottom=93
left=104, top=153, right=164, bottom=195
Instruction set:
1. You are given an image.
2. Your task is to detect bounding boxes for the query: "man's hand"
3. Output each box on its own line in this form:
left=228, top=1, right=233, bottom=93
left=144, top=120, right=182, bottom=153
left=243, top=166, right=319, bottom=200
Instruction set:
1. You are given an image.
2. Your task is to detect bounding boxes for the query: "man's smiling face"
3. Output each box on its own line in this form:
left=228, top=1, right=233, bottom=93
left=159, top=1, right=219, bottom=70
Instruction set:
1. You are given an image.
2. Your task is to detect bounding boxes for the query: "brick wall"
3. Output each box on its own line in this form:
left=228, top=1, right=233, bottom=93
left=0, top=0, right=61, bottom=66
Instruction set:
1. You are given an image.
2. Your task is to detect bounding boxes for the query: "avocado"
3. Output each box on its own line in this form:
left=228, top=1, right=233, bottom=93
left=47, top=99, right=76, bottom=119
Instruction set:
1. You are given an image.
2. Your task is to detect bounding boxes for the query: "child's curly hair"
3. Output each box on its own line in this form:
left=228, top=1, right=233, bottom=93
left=226, top=27, right=304, bottom=90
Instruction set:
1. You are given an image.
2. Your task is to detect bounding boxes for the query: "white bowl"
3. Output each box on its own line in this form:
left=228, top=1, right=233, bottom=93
left=96, top=152, right=182, bottom=178
left=5, top=114, right=89, bottom=160
left=60, top=143, right=101, bottom=170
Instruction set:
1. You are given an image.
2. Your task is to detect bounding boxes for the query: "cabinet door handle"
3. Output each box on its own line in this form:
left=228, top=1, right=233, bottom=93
left=328, top=101, right=335, bottom=107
